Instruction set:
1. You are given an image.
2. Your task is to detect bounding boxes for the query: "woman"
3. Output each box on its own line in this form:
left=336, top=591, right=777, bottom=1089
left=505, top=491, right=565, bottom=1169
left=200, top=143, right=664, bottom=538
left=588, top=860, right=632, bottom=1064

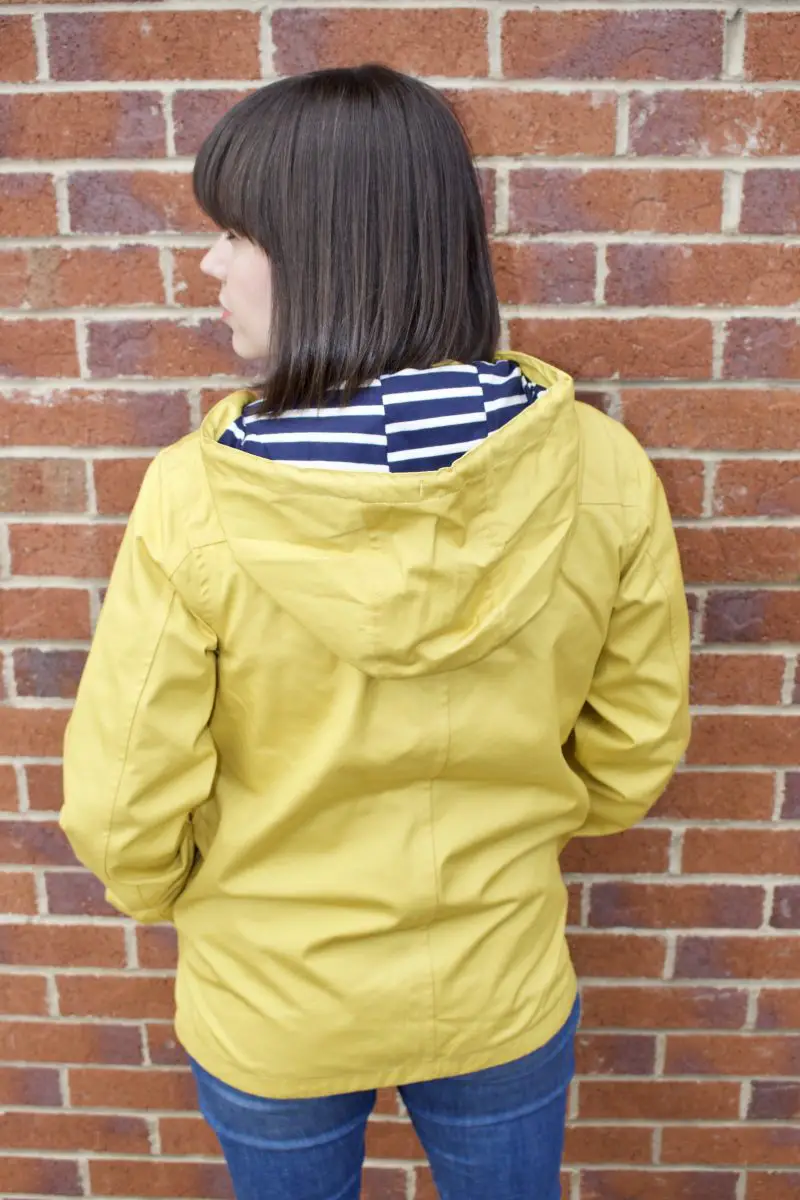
left=61, top=65, right=690, bottom=1200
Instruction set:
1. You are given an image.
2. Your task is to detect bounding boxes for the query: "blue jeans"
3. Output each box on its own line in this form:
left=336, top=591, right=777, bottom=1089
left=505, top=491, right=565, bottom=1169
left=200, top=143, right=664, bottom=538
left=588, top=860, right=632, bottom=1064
left=190, top=994, right=580, bottom=1200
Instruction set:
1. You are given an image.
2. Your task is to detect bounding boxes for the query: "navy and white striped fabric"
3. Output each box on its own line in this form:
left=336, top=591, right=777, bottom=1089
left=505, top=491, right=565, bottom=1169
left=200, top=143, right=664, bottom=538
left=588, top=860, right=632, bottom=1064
left=219, top=359, right=546, bottom=474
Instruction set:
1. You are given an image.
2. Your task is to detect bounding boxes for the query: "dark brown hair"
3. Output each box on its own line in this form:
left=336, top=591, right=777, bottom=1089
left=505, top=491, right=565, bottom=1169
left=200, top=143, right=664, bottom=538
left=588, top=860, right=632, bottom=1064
left=193, top=64, right=499, bottom=414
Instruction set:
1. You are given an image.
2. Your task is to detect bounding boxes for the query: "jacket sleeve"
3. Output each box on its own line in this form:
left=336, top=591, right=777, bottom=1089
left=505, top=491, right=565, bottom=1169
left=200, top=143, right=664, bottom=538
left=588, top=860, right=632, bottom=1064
left=60, top=456, right=218, bottom=923
left=564, top=459, right=691, bottom=839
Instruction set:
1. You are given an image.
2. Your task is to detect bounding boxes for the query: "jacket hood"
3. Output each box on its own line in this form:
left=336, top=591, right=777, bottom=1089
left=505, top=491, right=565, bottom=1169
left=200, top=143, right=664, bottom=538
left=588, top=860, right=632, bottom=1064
left=200, top=351, right=579, bottom=678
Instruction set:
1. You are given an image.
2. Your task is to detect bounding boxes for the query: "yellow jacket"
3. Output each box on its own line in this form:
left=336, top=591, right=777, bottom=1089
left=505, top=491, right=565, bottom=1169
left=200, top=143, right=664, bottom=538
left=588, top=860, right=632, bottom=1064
left=61, top=351, right=690, bottom=1098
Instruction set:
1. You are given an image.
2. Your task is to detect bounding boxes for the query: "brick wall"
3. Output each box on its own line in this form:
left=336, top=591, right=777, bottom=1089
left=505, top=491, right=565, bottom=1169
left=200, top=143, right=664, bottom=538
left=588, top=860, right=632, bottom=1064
left=1, top=2, right=798, bottom=1198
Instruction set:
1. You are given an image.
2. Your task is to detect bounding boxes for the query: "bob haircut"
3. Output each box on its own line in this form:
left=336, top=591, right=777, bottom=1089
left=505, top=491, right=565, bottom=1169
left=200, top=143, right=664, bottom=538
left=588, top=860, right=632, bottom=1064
left=193, top=64, right=500, bottom=415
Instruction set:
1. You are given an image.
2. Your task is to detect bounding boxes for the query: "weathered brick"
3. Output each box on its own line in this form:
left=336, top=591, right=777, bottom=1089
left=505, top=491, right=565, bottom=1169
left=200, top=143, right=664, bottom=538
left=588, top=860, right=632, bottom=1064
left=510, top=318, right=712, bottom=380
left=137, top=924, right=178, bottom=970
left=724, top=318, right=800, bottom=379
left=0, top=1065, right=61, bottom=1106
left=714, top=461, right=800, bottom=517
left=89, top=1160, right=233, bottom=1199
left=690, top=653, right=785, bottom=706
left=0, top=587, right=90, bottom=641
left=576, top=1033, right=656, bottom=1076
left=674, top=936, right=800, bottom=981
left=758, top=988, right=800, bottom=1030
left=25, top=764, right=65, bottom=812
left=683, top=829, right=800, bottom=875
left=2, top=246, right=165, bottom=309
left=69, top=170, right=211, bottom=235
left=741, top=171, right=800, bottom=234
left=173, top=247, right=220, bottom=307
left=580, top=985, right=747, bottom=1031
left=0, top=389, right=191, bottom=448
left=564, top=1125, right=653, bottom=1166
left=0, top=926, right=125, bottom=969
left=491, top=241, right=595, bottom=305
left=607, top=244, right=800, bottom=307
left=94, top=457, right=152, bottom=516
left=749, top=1173, right=800, bottom=1200
left=568, top=932, right=666, bottom=978
left=662, top=1124, right=800, bottom=1167
left=444, top=90, right=616, bottom=157
left=0, top=459, right=87, bottom=514
left=653, top=770, right=775, bottom=821
left=9, top=522, right=124, bottom=578
left=629, top=91, right=800, bottom=156
left=749, top=1081, right=800, bottom=1121
left=0, top=320, right=78, bottom=378
left=666, top=1032, right=800, bottom=1075
left=677, top=527, right=800, bottom=584
left=652, top=458, right=704, bottom=518
left=69, top=1066, right=195, bottom=1111
left=0, top=973, right=49, bottom=1017
left=580, top=1079, right=739, bottom=1121
left=620, top=388, right=800, bottom=451
left=581, top=1172, right=738, bottom=1200
left=45, top=870, right=115, bottom=917
left=509, top=168, right=722, bottom=235
left=0, top=1158, right=82, bottom=1197
left=0, top=708, right=68, bottom=757
left=0, top=174, right=58, bottom=236
left=703, top=591, right=800, bottom=644
left=589, top=882, right=763, bottom=930
left=58, top=974, right=175, bottom=1020
left=273, top=8, right=488, bottom=77
left=172, top=87, right=251, bottom=156
left=14, top=648, right=87, bottom=699
left=562, top=828, right=670, bottom=875
left=48, top=11, right=260, bottom=81
left=503, top=10, right=723, bottom=80
left=0, top=16, right=37, bottom=82
left=745, top=14, right=800, bottom=82
left=772, top=886, right=800, bottom=930
left=87, top=318, right=244, bottom=378
left=0, top=1110, right=150, bottom=1154
left=0, top=91, right=165, bottom=158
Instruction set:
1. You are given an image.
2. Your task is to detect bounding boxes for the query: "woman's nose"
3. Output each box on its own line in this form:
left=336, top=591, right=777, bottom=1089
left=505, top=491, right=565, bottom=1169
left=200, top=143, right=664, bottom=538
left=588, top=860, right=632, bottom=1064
left=200, top=236, right=228, bottom=279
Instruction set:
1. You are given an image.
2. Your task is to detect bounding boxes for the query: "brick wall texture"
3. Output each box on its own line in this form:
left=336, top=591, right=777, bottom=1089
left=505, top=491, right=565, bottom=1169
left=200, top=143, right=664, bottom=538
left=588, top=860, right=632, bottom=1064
left=1, top=1, right=799, bottom=1198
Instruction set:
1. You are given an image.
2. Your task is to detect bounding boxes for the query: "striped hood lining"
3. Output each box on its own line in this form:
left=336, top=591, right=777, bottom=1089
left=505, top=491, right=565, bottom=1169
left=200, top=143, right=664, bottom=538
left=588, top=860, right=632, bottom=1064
left=219, top=359, right=547, bottom=474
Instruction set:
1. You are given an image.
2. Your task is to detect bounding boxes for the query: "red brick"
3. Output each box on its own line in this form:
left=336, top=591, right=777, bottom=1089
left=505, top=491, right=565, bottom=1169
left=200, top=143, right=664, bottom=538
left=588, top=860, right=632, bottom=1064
left=773, top=886, right=800, bottom=929
left=581, top=985, right=747, bottom=1031
left=629, top=91, right=800, bottom=156
left=0, top=1157, right=82, bottom=1197
left=687, top=715, right=800, bottom=765
left=567, top=881, right=583, bottom=927
left=746, top=14, right=800, bottom=81
left=0, top=871, right=37, bottom=916
left=589, top=882, right=763, bottom=930
left=667, top=1032, right=800, bottom=1075
left=0, top=174, right=58, bottom=236
left=146, top=1023, right=187, bottom=1066
left=782, top=773, right=800, bottom=820
left=0, top=16, right=37, bottom=82
left=0, top=764, right=17, bottom=812
left=87, top=318, right=243, bottom=378
left=0, top=91, right=165, bottom=158
left=137, top=924, right=178, bottom=969
left=3, top=246, right=165, bottom=309
left=70, top=1065, right=195, bottom=1110
left=444, top=90, right=616, bottom=157
left=0, top=973, right=49, bottom=1017
left=172, top=88, right=251, bottom=156
left=0, top=459, right=86, bottom=514
left=0, top=586, right=90, bottom=641
left=690, top=653, right=785, bottom=706
left=0, top=319, right=78, bottom=378
left=742, top=171, right=800, bottom=235
left=703, top=591, right=800, bottom=645
left=491, top=241, right=595, bottom=305
left=749, top=1080, right=800, bottom=1120
left=576, top=1033, right=656, bottom=1076
left=512, top=168, right=721, bottom=236
left=581, top=1171, right=738, bottom=1200
left=9, top=522, right=124, bottom=578
left=0, top=1019, right=140, bottom=1064
left=677, top=527, right=800, bottom=585
left=580, top=1079, right=739, bottom=1121
left=69, top=170, right=211, bottom=234
left=48, top=11, right=260, bottom=81
left=675, top=936, right=800, bottom=981
left=607, top=244, right=800, bottom=307
left=662, top=1124, right=800, bottom=1167
left=503, top=10, right=722, bottom=80
left=58, top=973, right=175, bottom=1019
left=366, top=1118, right=425, bottom=1161
left=273, top=8, right=488, bottom=77
left=685, top=827, right=800, bottom=876
left=513, top=317, right=712, bottom=381
left=46, top=870, right=116, bottom=917
left=173, top=248, right=219, bottom=307
left=0, top=1110, right=150, bottom=1154
left=14, top=648, right=87, bottom=699
left=758, top=989, right=800, bottom=1030
left=714, top=461, right=800, bottom=518
left=724, top=318, right=800, bottom=380
left=749, top=1174, right=800, bottom=1200
left=620, top=388, right=800, bottom=451
left=201, top=386, right=245, bottom=417
left=0, top=708, right=68, bottom=757
left=651, top=458, right=704, bottom=518
left=0, top=922, right=127, bottom=968
left=0, top=1065, right=61, bottom=1106
left=568, top=932, right=665, bottom=978
left=0, top=388, right=191, bottom=448
left=565, top=1124, right=652, bottom=1165
left=159, top=1115, right=223, bottom=1157
left=89, top=1160, right=233, bottom=1199
left=562, top=828, right=670, bottom=875
left=94, top=457, right=152, bottom=516
left=362, top=1168, right=409, bottom=1200
left=26, top=763, right=65, bottom=812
